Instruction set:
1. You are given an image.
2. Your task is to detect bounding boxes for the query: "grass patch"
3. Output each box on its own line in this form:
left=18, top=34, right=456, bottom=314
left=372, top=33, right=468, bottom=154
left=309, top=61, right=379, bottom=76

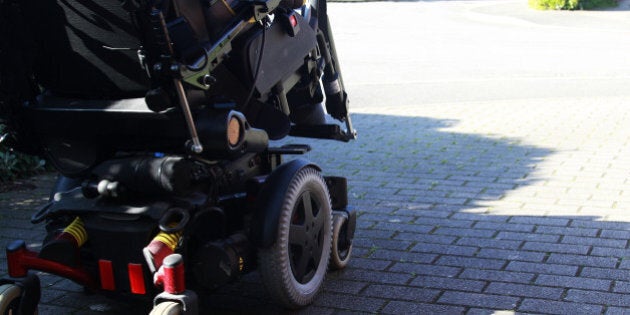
left=529, top=0, right=618, bottom=10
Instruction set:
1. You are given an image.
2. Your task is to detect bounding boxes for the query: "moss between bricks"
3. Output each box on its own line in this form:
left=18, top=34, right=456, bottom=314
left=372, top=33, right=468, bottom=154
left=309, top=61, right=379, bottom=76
left=529, top=0, right=618, bottom=10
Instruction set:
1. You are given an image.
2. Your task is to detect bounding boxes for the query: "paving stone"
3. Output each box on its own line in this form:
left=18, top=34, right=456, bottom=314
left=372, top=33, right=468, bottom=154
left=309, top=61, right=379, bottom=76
left=521, top=241, right=591, bottom=255
left=561, top=235, right=628, bottom=248
left=476, top=248, right=545, bottom=263
left=508, top=216, right=570, bottom=227
left=433, top=227, right=496, bottom=238
left=437, top=256, right=506, bottom=270
left=571, top=220, right=630, bottom=231
left=612, top=281, right=630, bottom=294
left=535, top=226, right=599, bottom=237
left=372, top=222, right=434, bottom=234
left=393, top=232, right=457, bottom=245
left=565, top=289, right=630, bottom=307
left=473, top=221, right=535, bottom=233
left=413, top=217, right=475, bottom=228
left=411, top=242, right=479, bottom=256
left=356, top=229, right=396, bottom=240
left=546, top=253, right=619, bottom=269
left=314, top=293, right=386, bottom=313
left=323, top=279, right=368, bottom=295
left=360, top=213, right=415, bottom=224
left=345, top=257, right=392, bottom=271
left=617, top=259, right=630, bottom=270
left=369, top=249, right=437, bottom=264
left=449, top=212, right=508, bottom=222
left=466, top=308, right=523, bottom=315
left=390, top=262, right=461, bottom=278
left=600, top=230, right=630, bottom=240
left=355, top=238, right=414, bottom=251
left=484, top=282, right=564, bottom=299
left=381, top=301, right=466, bottom=315
left=506, top=261, right=578, bottom=276
left=438, top=291, right=519, bottom=309
left=581, top=267, right=630, bottom=282
left=591, top=247, right=630, bottom=258
left=495, top=231, right=560, bottom=243
left=535, top=274, right=612, bottom=291
left=459, top=269, right=535, bottom=285
left=362, top=284, right=440, bottom=302
left=410, top=276, right=487, bottom=293
left=394, top=209, right=452, bottom=218
left=605, top=306, right=630, bottom=315
left=456, top=237, right=523, bottom=251
left=519, top=299, right=603, bottom=314
left=337, top=269, right=413, bottom=285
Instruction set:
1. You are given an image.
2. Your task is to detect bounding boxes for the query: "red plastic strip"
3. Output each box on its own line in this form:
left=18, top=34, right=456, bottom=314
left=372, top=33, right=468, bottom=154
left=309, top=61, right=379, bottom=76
left=98, top=260, right=115, bottom=291
left=128, top=263, right=146, bottom=295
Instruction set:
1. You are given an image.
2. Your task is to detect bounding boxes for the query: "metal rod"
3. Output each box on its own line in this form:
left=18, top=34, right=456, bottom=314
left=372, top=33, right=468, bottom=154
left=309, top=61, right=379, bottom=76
left=173, top=79, right=203, bottom=154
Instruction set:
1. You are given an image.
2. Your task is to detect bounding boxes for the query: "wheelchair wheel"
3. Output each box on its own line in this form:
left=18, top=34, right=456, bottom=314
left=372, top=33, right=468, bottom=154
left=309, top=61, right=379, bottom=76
left=149, top=301, right=182, bottom=315
left=258, top=167, right=332, bottom=309
left=0, top=284, right=36, bottom=315
left=330, top=213, right=353, bottom=270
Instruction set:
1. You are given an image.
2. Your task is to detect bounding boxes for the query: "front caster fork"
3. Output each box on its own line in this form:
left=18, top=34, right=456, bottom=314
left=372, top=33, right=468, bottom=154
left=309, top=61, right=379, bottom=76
left=330, top=208, right=356, bottom=270
left=151, top=254, right=198, bottom=315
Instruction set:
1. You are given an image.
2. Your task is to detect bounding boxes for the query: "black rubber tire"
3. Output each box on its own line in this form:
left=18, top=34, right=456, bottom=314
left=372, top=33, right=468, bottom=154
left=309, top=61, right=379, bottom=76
left=0, top=284, right=23, bottom=315
left=258, top=167, right=332, bottom=309
left=330, top=214, right=353, bottom=270
left=149, top=301, right=182, bottom=315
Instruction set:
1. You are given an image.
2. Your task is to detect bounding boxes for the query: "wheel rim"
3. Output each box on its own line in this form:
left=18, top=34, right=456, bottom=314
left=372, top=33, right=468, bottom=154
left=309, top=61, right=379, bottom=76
left=288, top=190, right=325, bottom=284
left=0, top=284, right=22, bottom=315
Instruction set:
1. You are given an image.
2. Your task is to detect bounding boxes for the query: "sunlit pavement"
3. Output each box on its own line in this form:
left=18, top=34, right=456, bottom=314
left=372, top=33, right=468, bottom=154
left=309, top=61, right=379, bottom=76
left=3, top=0, right=630, bottom=313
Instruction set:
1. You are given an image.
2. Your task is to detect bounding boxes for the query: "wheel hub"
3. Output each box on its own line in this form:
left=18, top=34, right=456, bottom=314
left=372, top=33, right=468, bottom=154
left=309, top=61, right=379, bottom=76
left=289, top=190, right=324, bottom=284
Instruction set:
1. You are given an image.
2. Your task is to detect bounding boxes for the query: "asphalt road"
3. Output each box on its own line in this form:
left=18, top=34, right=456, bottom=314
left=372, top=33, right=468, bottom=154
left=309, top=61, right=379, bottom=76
left=329, top=0, right=630, bottom=108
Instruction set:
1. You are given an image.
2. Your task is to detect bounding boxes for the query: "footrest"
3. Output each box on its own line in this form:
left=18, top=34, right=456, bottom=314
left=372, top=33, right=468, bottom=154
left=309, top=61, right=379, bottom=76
left=267, top=144, right=311, bottom=155
left=290, top=124, right=354, bottom=142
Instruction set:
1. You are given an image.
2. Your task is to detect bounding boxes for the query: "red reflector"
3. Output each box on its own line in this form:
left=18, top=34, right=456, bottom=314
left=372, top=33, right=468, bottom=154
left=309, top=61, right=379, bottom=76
left=128, top=263, right=146, bottom=295
left=289, top=15, right=298, bottom=27
left=98, top=260, right=115, bottom=291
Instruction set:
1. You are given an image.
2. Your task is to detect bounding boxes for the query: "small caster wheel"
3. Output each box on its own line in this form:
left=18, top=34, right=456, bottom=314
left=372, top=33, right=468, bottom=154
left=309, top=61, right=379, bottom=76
left=330, top=213, right=353, bottom=270
left=150, top=301, right=182, bottom=315
left=0, top=283, right=38, bottom=315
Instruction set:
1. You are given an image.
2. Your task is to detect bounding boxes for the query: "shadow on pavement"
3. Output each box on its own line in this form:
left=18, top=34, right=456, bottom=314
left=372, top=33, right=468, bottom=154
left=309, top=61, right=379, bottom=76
left=2, top=113, right=630, bottom=313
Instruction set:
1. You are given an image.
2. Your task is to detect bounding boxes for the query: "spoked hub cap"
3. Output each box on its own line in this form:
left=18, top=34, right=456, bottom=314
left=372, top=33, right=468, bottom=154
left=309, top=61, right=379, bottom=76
left=289, top=190, right=324, bottom=284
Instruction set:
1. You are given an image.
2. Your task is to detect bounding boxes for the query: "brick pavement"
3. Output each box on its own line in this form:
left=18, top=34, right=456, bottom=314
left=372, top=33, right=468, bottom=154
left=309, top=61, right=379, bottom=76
left=2, top=100, right=630, bottom=314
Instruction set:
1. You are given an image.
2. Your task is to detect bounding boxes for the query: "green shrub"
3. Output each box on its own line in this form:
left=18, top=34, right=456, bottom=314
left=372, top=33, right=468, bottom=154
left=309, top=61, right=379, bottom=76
left=529, top=0, right=617, bottom=9
left=0, top=124, right=46, bottom=182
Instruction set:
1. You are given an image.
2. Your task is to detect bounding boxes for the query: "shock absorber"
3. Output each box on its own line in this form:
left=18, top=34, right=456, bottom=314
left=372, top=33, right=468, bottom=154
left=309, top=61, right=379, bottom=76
left=143, top=208, right=188, bottom=273
left=60, top=217, right=88, bottom=246
left=143, top=229, right=183, bottom=273
left=39, top=216, right=88, bottom=267
left=316, top=31, right=356, bottom=141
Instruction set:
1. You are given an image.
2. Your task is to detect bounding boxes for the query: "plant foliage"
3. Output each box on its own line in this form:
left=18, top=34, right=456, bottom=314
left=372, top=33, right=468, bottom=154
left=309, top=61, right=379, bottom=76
left=529, top=0, right=617, bottom=10
left=0, top=124, right=46, bottom=183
